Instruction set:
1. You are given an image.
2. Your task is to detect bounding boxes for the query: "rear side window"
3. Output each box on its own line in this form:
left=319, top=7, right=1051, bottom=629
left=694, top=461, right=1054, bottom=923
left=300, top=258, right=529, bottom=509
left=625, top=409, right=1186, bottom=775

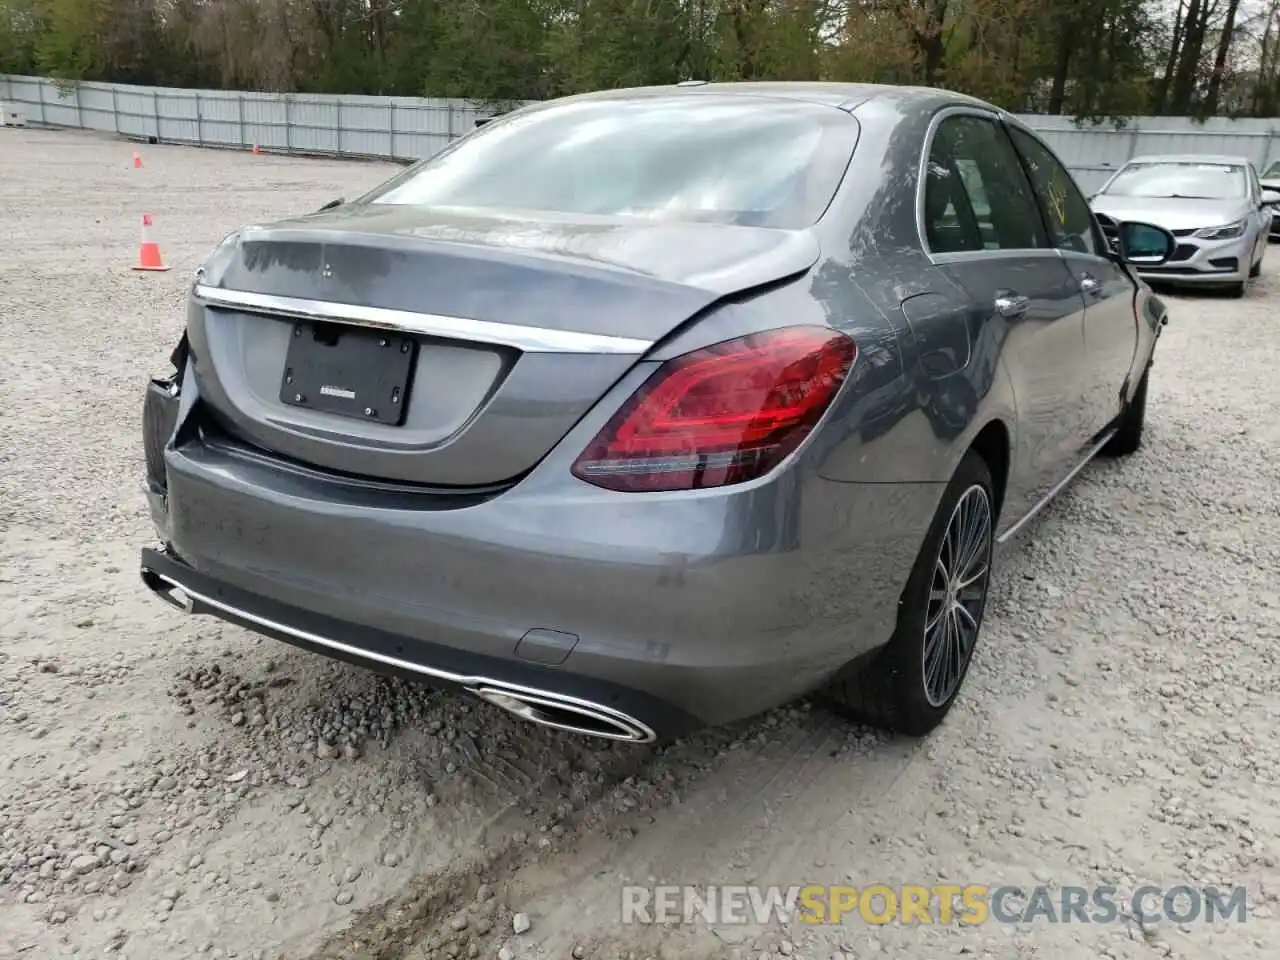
left=922, top=115, right=1048, bottom=253
left=362, top=97, right=859, bottom=229
left=1007, top=126, right=1098, bottom=256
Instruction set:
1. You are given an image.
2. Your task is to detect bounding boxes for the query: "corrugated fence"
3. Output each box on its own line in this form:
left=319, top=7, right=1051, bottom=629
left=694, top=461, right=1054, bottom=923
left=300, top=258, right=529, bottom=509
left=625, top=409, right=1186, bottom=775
left=4, top=74, right=1280, bottom=191
left=0, top=74, right=487, bottom=163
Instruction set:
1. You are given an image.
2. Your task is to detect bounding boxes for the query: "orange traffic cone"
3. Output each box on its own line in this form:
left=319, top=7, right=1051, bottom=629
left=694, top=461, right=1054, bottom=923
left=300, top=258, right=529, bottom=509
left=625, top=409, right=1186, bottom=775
left=133, top=151, right=143, bottom=169
left=132, top=214, right=171, bottom=272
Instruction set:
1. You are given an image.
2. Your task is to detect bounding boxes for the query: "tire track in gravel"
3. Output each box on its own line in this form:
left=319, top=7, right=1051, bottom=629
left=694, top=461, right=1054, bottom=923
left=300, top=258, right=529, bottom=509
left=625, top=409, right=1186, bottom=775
left=290, top=695, right=943, bottom=960
left=299, top=712, right=893, bottom=960
left=508, top=717, right=929, bottom=960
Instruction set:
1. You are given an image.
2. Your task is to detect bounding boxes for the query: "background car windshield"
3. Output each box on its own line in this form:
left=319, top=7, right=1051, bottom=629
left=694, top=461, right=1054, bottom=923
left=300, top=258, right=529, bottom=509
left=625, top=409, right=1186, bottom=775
left=1101, top=162, right=1247, bottom=200
left=365, top=97, right=857, bottom=228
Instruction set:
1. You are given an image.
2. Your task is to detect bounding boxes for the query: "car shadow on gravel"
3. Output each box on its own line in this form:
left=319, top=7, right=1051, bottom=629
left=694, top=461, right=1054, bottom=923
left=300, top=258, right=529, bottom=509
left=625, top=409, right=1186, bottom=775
left=232, top=483, right=1101, bottom=959
left=162, top=626, right=916, bottom=960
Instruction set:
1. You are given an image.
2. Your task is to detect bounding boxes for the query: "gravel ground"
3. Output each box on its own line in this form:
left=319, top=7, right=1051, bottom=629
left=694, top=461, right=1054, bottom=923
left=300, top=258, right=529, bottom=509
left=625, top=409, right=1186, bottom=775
left=1, top=126, right=1278, bottom=960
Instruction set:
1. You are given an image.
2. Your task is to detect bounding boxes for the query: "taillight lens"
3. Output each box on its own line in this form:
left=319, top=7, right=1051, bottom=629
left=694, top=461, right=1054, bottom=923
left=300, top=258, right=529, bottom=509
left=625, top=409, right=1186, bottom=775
left=571, top=326, right=857, bottom=492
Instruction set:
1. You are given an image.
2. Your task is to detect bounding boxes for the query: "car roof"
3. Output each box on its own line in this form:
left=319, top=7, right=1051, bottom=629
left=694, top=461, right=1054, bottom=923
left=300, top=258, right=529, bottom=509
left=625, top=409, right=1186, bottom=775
left=527, top=81, right=995, bottom=114
left=1126, top=154, right=1253, bottom=167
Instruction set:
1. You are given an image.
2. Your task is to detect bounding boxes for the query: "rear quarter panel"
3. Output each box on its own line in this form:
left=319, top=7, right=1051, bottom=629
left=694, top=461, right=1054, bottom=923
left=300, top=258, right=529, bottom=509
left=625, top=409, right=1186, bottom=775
left=794, top=95, right=1020, bottom=491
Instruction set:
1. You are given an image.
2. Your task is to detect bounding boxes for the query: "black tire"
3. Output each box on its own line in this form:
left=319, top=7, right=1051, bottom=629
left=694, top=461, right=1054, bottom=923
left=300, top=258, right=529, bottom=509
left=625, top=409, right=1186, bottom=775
left=1227, top=280, right=1247, bottom=298
left=1250, top=259, right=1262, bottom=279
left=1100, top=366, right=1149, bottom=458
left=823, top=451, right=995, bottom=736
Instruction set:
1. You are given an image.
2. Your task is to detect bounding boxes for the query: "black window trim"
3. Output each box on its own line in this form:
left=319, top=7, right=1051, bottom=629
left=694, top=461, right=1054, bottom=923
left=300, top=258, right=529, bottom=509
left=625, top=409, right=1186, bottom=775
left=915, top=105, right=1065, bottom=264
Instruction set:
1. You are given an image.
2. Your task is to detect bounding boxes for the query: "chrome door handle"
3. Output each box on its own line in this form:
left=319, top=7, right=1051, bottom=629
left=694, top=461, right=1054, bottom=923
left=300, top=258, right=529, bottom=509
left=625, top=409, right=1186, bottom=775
left=1080, top=274, right=1102, bottom=296
left=994, top=293, right=1029, bottom=317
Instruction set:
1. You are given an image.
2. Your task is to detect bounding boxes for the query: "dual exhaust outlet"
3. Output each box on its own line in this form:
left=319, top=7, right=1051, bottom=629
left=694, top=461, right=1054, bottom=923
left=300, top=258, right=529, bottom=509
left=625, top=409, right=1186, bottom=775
left=467, top=686, right=654, bottom=742
left=143, top=569, right=656, bottom=744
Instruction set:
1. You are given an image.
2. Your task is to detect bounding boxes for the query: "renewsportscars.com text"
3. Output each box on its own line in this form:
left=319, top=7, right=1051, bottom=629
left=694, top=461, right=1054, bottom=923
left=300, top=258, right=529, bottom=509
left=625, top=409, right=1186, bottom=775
left=621, top=883, right=1250, bottom=926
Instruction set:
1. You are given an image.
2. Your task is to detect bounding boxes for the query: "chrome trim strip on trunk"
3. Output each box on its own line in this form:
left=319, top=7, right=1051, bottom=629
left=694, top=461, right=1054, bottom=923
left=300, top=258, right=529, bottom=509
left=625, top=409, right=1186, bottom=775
left=141, top=566, right=657, bottom=743
left=192, top=284, right=653, bottom=356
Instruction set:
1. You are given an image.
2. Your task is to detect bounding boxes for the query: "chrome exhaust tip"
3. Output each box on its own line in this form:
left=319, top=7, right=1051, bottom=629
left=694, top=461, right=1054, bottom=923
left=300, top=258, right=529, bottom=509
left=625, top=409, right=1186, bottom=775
left=141, top=567, right=194, bottom=612
left=469, top=685, right=656, bottom=743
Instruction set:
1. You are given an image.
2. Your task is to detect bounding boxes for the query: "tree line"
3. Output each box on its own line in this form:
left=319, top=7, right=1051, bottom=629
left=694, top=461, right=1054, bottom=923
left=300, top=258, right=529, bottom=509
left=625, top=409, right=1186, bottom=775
left=3, top=0, right=1280, bottom=120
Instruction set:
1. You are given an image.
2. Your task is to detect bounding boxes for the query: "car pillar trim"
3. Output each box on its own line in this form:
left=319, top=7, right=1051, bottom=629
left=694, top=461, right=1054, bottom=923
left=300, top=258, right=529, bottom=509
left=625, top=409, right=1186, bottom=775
left=192, top=284, right=654, bottom=356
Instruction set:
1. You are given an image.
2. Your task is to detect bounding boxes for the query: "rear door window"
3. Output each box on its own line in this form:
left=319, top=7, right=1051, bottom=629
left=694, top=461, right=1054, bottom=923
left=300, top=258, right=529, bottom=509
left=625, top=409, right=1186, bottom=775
left=923, top=115, right=1048, bottom=253
left=1008, top=126, right=1104, bottom=256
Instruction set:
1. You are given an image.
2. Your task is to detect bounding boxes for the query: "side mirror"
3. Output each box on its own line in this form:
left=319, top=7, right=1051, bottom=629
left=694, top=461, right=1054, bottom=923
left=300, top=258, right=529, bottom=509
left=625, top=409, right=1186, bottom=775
left=1261, top=188, right=1280, bottom=206
left=1116, top=221, right=1176, bottom=266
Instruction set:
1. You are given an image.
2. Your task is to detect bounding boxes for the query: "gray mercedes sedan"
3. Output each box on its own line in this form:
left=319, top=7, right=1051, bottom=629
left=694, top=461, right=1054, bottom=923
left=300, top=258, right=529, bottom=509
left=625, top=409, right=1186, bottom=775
left=1089, top=154, right=1277, bottom=297
left=140, top=82, right=1175, bottom=744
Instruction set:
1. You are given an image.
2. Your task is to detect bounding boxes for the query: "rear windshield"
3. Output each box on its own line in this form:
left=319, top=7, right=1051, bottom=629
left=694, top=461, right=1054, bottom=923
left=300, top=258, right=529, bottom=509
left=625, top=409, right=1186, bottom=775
left=362, top=96, right=859, bottom=229
left=1101, top=162, right=1247, bottom=200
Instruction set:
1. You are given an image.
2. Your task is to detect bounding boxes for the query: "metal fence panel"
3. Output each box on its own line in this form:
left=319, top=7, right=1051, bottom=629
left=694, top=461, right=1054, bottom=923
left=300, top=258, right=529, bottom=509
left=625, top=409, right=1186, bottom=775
left=338, top=101, right=395, bottom=157
left=4, top=74, right=1279, bottom=185
left=196, top=90, right=242, bottom=147
left=78, top=84, right=118, bottom=133
left=241, top=95, right=290, bottom=151
left=157, top=91, right=199, bottom=144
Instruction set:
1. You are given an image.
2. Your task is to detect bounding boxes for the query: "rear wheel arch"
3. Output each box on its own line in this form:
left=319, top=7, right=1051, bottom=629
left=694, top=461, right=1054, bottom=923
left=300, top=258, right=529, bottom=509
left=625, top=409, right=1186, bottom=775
left=824, top=447, right=997, bottom=734
left=967, top=419, right=1011, bottom=524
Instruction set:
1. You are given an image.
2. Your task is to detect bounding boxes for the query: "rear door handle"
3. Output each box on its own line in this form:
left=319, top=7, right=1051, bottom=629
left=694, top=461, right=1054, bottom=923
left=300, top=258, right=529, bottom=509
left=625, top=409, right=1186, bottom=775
left=1080, top=274, right=1102, bottom=296
left=994, top=293, right=1030, bottom=317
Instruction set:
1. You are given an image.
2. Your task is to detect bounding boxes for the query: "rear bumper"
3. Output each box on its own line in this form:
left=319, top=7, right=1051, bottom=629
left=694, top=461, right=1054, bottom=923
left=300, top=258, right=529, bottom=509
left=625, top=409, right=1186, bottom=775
left=139, top=389, right=939, bottom=737
left=140, top=546, right=688, bottom=741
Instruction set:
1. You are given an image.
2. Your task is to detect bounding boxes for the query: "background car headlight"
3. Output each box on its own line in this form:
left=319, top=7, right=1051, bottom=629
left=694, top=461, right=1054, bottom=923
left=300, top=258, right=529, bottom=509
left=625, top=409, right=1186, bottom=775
left=1194, top=220, right=1246, bottom=240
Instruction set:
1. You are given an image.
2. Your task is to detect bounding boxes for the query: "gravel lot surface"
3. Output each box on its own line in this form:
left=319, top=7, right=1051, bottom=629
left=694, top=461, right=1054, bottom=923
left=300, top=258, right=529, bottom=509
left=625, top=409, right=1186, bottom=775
left=1, top=126, right=1278, bottom=960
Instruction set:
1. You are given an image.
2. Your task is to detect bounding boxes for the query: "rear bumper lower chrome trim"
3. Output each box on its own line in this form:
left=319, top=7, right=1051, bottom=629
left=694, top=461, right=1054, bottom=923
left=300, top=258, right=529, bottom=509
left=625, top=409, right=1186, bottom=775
left=139, top=549, right=663, bottom=743
left=192, top=284, right=653, bottom=356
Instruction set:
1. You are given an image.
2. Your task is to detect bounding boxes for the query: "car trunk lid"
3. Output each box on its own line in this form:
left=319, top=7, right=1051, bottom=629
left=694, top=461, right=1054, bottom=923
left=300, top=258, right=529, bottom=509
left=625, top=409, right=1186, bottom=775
left=187, top=205, right=820, bottom=487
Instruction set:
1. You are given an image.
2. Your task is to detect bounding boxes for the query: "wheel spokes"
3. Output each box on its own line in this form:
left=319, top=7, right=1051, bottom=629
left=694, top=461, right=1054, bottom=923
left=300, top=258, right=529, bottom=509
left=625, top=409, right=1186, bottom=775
left=955, top=563, right=988, bottom=592
left=921, top=484, right=993, bottom=708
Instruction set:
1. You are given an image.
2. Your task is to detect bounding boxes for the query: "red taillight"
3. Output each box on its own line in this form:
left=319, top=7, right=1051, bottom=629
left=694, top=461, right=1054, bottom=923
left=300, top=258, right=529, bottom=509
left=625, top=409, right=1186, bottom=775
left=571, top=327, right=857, bottom=492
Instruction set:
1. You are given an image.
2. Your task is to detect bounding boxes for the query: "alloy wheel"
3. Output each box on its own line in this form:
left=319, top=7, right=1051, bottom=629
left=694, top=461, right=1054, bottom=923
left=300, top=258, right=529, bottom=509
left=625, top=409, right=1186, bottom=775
left=921, top=484, right=993, bottom=708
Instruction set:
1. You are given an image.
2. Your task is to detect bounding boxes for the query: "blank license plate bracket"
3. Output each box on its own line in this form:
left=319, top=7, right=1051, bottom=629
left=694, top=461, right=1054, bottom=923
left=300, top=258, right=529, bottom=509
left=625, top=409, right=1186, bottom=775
left=280, top=321, right=416, bottom=426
